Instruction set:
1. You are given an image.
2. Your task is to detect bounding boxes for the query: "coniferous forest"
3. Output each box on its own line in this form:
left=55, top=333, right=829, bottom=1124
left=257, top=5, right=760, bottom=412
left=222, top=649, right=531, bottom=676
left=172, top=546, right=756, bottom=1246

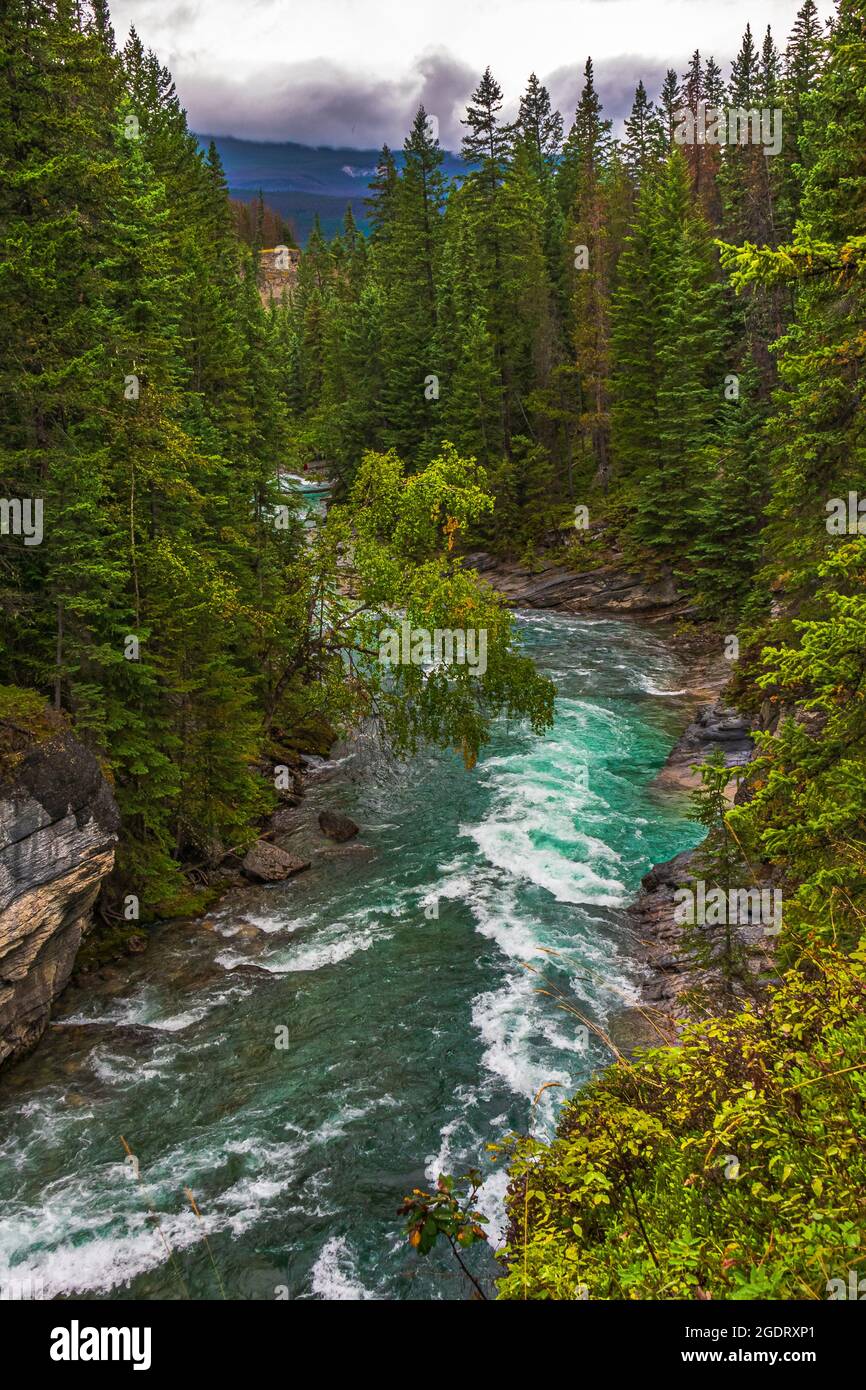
left=0, top=0, right=865, bottom=1322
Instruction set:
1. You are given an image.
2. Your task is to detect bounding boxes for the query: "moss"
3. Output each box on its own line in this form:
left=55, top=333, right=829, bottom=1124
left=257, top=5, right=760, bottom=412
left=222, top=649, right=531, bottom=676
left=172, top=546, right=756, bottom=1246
left=0, top=684, right=66, bottom=781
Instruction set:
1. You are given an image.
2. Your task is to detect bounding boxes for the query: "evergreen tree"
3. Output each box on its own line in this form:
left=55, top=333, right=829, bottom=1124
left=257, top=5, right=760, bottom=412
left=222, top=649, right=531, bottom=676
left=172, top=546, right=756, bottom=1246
left=780, top=1, right=826, bottom=233
left=658, top=68, right=683, bottom=148
left=517, top=72, right=563, bottom=175
left=623, top=80, right=664, bottom=189
left=365, top=143, right=399, bottom=245
left=720, top=0, right=866, bottom=601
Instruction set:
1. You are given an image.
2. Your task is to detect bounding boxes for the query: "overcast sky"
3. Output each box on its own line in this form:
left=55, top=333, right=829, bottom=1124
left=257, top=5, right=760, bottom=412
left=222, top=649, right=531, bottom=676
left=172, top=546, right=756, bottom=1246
left=110, top=0, right=834, bottom=148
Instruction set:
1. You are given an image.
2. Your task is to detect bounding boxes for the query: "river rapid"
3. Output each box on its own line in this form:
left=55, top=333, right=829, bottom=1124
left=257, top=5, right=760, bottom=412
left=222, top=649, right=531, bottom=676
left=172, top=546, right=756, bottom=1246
left=0, top=610, right=703, bottom=1301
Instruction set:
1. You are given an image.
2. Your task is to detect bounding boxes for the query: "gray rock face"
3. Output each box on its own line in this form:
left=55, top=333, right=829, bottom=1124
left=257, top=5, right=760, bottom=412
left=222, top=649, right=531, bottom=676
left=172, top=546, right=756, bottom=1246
left=241, top=840, right=311, bottom=882
left=461, top=554, right=688, bottom=619
left=621, top=703, right=770, bottom=1042
left=653, top=700, right=753, bottom=794
left=0, top=733, right=120, bottom=1069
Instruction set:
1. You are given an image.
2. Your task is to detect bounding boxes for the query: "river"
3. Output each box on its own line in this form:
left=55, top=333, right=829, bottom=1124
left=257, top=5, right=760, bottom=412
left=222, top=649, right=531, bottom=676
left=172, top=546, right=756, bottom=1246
left=0, top=610, right=703, bottom=1301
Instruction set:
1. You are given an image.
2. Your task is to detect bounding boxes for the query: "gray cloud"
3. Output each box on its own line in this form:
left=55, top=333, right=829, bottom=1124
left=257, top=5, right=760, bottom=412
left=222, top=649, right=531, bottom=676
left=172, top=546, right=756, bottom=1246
left=178, top=49, right=480, bottom=150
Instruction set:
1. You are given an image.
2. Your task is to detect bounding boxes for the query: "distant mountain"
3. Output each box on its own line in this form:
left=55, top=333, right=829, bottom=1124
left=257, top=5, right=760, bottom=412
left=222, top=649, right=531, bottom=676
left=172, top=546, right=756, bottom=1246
left=197, top=135, right=466, bottom=245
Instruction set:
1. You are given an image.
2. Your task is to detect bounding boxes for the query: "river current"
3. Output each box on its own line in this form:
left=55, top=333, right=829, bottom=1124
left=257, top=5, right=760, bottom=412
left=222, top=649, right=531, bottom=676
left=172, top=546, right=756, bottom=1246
left=0, top=610, right=702, bottom=1300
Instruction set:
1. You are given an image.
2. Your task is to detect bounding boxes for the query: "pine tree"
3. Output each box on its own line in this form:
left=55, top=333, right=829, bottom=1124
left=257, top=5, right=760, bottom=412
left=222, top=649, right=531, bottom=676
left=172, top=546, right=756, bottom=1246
left=623, top=80, right=664, bottom=190
left=639, top=154, right=726, bottom=551
left=375, top=105, right=448, bottom=462
left=435, top=194, right=504, bottom=469
left=780, top=1, right=827, bottom=233
left=687, top=370, right=769, bottom=621
left=658, top=69, right=683, bottom=148
left=460, top=66, right=514, bottom=189
left=557, top=57, right=612, bottom=217
left=517, top=72, right=563, bottom=176
left=459, top=69, right=517, bottom=451
left=611, top=152, right=726, bottom=549
left=365, top=144, right=399, bottom=245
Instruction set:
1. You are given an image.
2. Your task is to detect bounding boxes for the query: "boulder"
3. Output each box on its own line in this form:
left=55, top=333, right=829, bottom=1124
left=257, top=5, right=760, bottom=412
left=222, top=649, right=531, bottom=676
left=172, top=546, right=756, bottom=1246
left=318, top=810, right=359, bottom=842
left=241, top=840, right=310, bottom=882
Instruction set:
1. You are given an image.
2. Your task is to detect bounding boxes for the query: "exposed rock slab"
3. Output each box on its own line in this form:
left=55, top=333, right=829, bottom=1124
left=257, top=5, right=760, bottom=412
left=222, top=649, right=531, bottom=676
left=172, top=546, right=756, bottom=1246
left=652, top=700, right=753, bottom=795
left=462, top=553, right=691, bottom=620
left=0, top=732, right=120, bottom=1070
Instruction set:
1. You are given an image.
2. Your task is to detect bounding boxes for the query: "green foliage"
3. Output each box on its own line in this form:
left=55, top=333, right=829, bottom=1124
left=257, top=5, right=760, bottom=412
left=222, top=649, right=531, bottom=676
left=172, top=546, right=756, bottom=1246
left=400, top=1170, right=490, bottom=1298
left=310, top=444, right=556, bottom=764
left=400, top=1171, right=489, bottom=1254
left=728, top=539, right=866, bottom=958
left=685, top=751, right=749, bottom=985
left=499, top=933, right=866, bottom=1299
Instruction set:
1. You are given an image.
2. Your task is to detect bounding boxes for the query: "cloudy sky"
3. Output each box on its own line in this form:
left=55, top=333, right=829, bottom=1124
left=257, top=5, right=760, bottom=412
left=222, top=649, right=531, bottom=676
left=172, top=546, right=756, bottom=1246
left=110, top=0, right=834, bottom=149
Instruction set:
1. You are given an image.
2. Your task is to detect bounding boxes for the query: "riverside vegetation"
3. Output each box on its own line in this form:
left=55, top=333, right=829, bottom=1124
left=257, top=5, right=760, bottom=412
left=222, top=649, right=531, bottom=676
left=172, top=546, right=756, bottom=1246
left=1, top=0, right=864, bottom=1300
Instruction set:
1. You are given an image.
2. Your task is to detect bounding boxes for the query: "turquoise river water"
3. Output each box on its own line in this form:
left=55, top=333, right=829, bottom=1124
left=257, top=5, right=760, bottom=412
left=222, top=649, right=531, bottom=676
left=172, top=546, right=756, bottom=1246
left=0, top=610, right=703, bottom=1300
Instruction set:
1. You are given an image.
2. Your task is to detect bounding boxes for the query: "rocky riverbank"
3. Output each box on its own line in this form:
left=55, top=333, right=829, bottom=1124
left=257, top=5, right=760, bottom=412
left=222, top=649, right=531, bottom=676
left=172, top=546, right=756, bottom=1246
left=619, top=701, right=771, bottom=1046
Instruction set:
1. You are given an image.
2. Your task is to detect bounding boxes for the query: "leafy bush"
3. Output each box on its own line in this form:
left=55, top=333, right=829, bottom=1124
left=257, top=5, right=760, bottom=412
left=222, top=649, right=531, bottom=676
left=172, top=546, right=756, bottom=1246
left=498, top=928, right=865, bottom=1299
